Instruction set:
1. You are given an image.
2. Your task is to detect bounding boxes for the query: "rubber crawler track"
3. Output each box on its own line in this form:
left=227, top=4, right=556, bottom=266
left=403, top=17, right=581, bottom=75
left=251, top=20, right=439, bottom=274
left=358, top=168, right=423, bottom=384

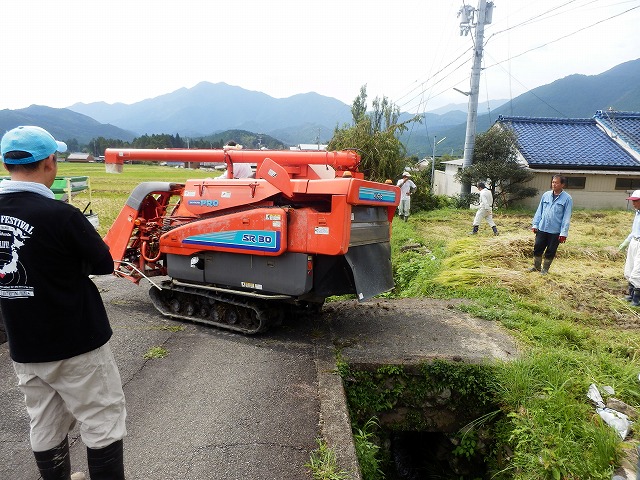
left=149, top=280, right=281, bottom=334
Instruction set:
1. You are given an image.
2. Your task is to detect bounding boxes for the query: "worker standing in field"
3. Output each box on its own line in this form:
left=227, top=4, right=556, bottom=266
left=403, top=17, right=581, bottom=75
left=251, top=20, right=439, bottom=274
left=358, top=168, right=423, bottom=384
left=619, top=190, right=640, bottom=305
left=0, top=126, right=127, bottom=480
left=469, top=182, right=499, bottom=236
left=396, top=172, right=416, bottom=222
left=529, top=174, right=573, bottom=275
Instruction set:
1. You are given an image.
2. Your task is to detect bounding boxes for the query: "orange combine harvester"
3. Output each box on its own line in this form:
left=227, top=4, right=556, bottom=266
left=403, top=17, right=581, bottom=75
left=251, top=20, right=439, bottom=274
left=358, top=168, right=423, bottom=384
left=103, top=147, right=400, bottom=334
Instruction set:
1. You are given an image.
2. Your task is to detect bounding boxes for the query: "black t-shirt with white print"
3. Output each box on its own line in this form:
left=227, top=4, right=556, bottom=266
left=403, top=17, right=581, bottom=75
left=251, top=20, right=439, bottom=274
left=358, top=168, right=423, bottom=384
left=0, top=191, right=114, bottom=363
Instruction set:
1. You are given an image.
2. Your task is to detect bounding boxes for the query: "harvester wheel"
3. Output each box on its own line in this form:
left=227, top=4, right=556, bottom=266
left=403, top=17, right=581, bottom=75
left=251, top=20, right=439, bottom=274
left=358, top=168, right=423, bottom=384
left=225, top=307, right=239, bottom=325
left=169, top=298, right=180, bottom=314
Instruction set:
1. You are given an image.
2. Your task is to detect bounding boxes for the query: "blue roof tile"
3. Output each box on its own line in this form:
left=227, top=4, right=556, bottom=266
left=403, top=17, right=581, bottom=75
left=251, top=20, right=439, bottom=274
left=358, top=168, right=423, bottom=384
left=496, top=115, right=640, bottom=170
left=593, top=110, right=640, bottom=156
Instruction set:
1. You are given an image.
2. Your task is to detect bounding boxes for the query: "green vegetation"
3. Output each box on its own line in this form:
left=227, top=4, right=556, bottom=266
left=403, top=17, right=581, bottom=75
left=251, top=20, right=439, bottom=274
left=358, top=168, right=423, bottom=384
left=353, top=418, right=385, bottom=480
left=80, top=129, right=285, bottom=155
left=455, top=128, right=537, bottom=207
left=328, top=85, right=421, bottom=183
left=143, top=346, right=169, bottom=359
left=305, top=439, right=349, bottom=480
left=342, top=207, right=640, bottom=479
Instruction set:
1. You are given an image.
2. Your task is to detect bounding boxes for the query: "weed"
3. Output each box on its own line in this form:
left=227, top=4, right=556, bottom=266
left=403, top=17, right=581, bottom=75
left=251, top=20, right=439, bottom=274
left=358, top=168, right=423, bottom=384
left=305, top=439, right=349, bottom=480
left=353, top=418, right=384, bottom=480
left=143, top=346, right=168, bottom=359
left=452, top=429, right=477, bottom=460
left=158, top=325, right=185, bottom=332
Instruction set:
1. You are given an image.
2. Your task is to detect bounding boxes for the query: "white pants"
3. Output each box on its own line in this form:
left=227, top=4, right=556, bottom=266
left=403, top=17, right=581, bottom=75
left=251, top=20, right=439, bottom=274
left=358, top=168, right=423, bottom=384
left=13, top=343, right=127, bottom=451
left=398, top=198, right=411, bottom=217
left=624, top=239, right=640, bottom=288
left=473, top=207, right=496, bottom=228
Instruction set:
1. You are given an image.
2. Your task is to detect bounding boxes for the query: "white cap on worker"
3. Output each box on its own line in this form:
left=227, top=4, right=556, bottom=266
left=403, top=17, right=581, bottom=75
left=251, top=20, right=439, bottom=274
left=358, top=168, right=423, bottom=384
left=627, top=190, right=640, bottom=200
left=402, top=172, right=411, bottom=177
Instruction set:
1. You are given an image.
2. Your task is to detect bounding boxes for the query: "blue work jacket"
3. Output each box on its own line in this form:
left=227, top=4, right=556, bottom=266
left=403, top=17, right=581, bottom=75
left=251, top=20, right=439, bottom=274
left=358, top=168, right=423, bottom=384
left=532, top=190, right=573, bottom=237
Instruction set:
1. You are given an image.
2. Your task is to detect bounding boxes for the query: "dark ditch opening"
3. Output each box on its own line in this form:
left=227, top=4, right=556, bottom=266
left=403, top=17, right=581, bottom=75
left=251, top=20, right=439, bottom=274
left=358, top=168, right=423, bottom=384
left=388, top=431, right=489, bottom=480
left=341, top=361, right=500, bottom=480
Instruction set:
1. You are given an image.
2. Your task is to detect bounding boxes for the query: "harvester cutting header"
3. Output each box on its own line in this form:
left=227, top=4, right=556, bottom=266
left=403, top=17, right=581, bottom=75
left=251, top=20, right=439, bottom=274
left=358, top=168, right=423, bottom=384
left=103, top=147, right=400, bottom=334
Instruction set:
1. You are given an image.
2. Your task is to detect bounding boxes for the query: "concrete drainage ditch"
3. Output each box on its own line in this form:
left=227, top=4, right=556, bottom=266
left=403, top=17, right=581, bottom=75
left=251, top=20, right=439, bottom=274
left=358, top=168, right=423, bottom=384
left=339, top=360, right=501, bottom=479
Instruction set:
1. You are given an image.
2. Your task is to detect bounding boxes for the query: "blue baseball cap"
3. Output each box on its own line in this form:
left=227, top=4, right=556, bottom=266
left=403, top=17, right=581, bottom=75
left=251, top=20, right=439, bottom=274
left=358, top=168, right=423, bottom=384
left=1, top=126, right=67, bottom=164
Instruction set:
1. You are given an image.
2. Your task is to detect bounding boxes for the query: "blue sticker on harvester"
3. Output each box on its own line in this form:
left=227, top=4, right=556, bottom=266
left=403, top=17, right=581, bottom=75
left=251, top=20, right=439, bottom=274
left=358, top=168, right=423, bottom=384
left=183, top=230, right=280, bottom=252
left=358, top=187, right=396, bottom=203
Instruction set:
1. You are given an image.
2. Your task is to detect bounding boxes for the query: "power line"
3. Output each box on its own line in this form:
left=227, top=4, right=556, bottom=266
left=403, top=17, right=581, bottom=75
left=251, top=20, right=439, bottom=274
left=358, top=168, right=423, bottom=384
left=392, top=1, right=638, bottom=115
left=481, top=51, right=570, bottom=118
left=483, top=4, right=640, bottom=70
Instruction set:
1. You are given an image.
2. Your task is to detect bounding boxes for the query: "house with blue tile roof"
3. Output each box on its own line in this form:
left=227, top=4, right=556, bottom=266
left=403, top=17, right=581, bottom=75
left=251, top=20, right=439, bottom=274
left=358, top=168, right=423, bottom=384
left=431, top=111, right=640, bottom=208
left=494, top=111, right=640, bottom=209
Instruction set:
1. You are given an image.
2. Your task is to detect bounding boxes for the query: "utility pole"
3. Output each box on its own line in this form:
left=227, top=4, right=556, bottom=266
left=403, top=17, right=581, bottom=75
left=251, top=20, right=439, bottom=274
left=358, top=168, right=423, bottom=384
left=458, top=0, right=494, bottom=195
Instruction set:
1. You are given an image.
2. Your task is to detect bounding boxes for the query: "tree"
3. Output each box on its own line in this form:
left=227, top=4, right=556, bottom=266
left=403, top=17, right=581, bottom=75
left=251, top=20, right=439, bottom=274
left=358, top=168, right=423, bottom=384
left=65, top=138, right=79, bottom=153
left=455, top=127, right=537, bottom=207
left=328, top=85, right=420, bottom=183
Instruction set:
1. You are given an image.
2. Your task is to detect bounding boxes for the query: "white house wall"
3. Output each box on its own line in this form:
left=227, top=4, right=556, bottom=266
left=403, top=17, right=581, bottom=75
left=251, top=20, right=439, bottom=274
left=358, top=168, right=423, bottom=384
left=518, top=171, right=640, bottom=209
left=434, top=163, right=640, bottom=209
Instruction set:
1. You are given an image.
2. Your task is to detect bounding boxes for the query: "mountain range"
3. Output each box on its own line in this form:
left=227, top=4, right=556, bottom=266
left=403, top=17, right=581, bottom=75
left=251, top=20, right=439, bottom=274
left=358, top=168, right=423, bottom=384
left=0, top=58, right=638, bottom=157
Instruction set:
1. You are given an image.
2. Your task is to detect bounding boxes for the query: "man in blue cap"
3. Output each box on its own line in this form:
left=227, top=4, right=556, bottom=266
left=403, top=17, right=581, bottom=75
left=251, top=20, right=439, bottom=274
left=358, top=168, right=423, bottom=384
left=0, top=126, right=126, bottom=480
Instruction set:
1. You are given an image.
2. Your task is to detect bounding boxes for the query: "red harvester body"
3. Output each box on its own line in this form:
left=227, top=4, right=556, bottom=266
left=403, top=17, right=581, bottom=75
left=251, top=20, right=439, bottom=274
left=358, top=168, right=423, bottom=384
left=103, top=147, right=399, bottom=333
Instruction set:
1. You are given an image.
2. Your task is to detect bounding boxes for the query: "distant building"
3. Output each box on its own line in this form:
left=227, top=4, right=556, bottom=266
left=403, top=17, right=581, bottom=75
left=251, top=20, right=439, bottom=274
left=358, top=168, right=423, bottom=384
left=66, top=153, right=95, bottom=163
left=290, top=144, right=328, bottom=151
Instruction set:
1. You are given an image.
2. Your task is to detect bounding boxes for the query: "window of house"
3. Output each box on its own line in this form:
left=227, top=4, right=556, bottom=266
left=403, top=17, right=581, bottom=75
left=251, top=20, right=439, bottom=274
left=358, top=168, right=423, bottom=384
left=615, top=178, right=640, bottom=190
left=564, top=177, right=586, bottom=189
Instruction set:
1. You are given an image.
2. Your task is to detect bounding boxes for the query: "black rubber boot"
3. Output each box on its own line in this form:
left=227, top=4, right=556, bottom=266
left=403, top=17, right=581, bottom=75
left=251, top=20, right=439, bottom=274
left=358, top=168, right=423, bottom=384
left=492, top=226, right=499, bottom=236
left=469, top=225, right=479, bottom=235
left=33, top=436, right=71, bottom=480
left=87, top=440, right=125, bottom=480
left=541, top=258, right=553, bottom=275
left=632, top=288, right=640, bottom=307
left=625, top=283, right=634, bottom=302
left=528, top=255, right=542, bottom=272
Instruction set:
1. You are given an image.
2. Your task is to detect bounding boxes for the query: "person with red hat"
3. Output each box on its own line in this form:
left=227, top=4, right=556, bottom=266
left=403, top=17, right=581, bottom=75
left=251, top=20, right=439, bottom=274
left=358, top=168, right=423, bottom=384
left=620, top=190, right=640, bottom=305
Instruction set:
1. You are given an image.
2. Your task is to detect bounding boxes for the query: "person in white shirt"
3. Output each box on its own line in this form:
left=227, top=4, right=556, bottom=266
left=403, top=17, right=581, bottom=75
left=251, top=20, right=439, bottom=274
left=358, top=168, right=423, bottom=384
left=223, top=162, right=253, bottom=179
left=220, top=142, right=254, bottom=179
left=396, top=172, right=416, bottom=221
left=620, top=190, right=640, bottom=305
left=470, top=182, right=499, bottom=236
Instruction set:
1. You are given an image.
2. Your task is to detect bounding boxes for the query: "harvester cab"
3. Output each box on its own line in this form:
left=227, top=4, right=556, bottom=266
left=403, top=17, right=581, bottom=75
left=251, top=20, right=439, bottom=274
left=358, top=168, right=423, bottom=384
left=103, top=148, right=400, bottom=334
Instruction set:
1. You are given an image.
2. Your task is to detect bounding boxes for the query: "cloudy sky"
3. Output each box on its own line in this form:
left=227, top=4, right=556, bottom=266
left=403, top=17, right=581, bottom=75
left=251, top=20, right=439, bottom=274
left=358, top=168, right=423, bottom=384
left=2, top=0, right=638, bottom=115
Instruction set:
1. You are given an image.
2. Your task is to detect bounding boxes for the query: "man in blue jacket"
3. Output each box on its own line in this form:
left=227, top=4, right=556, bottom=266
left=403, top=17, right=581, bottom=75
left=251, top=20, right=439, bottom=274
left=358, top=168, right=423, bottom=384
left=529, top=175, right=573, bottom=275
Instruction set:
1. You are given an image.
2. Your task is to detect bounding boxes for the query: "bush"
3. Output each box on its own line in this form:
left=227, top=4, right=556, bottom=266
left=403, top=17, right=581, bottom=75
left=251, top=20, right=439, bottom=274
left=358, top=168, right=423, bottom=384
left=451, top=192, right=479, bottom=209
left=406, top=169, right=454, bottom=212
